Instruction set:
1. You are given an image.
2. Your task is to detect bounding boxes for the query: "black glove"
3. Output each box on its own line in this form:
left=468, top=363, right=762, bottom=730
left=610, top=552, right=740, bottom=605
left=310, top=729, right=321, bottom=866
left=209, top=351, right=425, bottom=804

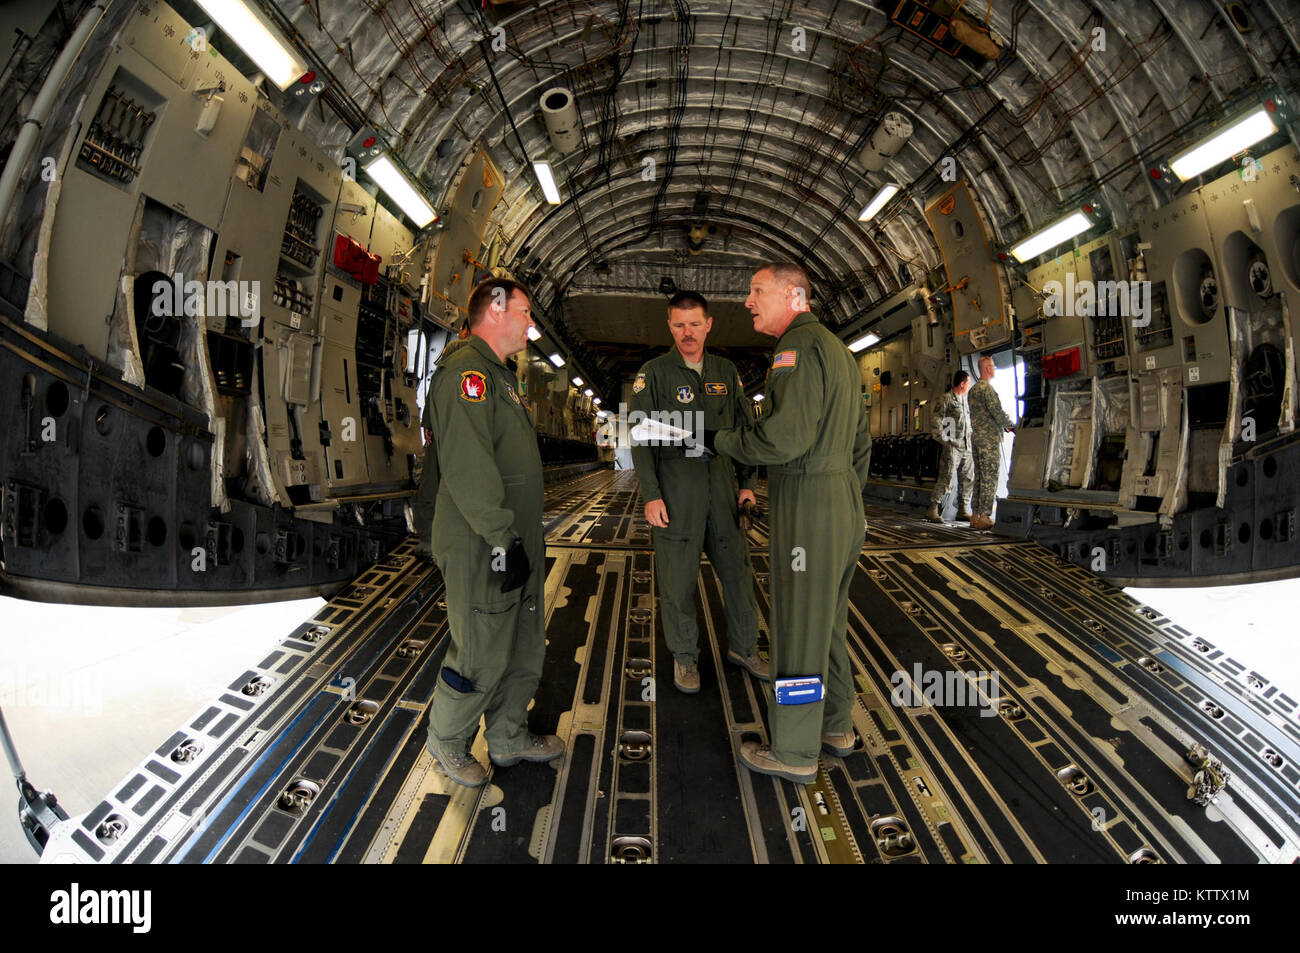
left=499, top=537, right=530, bottom=593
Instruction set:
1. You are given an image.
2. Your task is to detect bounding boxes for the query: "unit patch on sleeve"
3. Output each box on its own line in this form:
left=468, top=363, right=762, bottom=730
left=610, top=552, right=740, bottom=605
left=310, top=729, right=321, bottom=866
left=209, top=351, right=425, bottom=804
left=633, top=373, right=646, bottom=393
left=704, top=382, right=728, bottom=396
left=460, top=370, right=488, bottom=402
left=676, top=385, right=695, bottom=403
left=771, top=349, right=798, bottom=370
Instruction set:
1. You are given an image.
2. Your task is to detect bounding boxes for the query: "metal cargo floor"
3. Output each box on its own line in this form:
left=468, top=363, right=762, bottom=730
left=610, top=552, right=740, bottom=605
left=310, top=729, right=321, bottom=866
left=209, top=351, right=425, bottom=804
left=44, top=469, right=1300, bottom=864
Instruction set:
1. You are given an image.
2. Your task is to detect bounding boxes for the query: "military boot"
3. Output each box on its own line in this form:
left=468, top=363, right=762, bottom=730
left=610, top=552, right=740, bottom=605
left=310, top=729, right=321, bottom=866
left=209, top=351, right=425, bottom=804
left=821, top=728, right=858, bottom=757
left=674, top=658, right=701, bottom=694
left=428, top=742, right=487, bottom=788
left=490, top=733, right=565, bottom=767
left=970, top=514, right=995, bottom=530
left=739, top=741, right=816, bottom=783
left=924, top=503, right=943, bottom=523
left=726, top=648, right=771, bottom=680
left=956, top=508, right=972, bottom=521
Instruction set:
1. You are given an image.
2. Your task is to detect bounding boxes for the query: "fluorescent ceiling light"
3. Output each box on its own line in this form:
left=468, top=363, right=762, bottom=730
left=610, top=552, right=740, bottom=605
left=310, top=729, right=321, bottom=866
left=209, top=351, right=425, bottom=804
left=1169, top=107, right=1277, bottom=180
left=583, top=388, right=593, bottom=397
left=848, top=332, right=880, bottom=352
left=1008, top=211, right=1092, bottom=263
left=858, top=183, right=899, bottom=223
left=548, top=352, right=565, bottom=368
left=534, top=161, right=562, bottom=204
left=363, top=155, right=437, bottom=228
left=526, top=325, right=541, bottom=341
left=752, top=393, right=764, bottom=402
left=571, top=376, right=584, bottom=386
left=592, top=397, right=601, bottom=405
left=194, top=0, right=307, bottom=90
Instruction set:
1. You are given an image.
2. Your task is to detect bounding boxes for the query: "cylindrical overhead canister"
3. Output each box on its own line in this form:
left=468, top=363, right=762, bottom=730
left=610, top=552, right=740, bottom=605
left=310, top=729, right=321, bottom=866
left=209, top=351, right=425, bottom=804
left=540, top=87, right=581, bottom=154
left=861, top=111, right=913, bottom=172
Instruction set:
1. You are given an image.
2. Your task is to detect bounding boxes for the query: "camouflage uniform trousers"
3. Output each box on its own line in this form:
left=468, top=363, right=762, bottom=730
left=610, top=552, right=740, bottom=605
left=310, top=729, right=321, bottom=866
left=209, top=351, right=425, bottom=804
left=970, top=434, right=1002, bottom=518
left=931, top=444, right=973, bottom=510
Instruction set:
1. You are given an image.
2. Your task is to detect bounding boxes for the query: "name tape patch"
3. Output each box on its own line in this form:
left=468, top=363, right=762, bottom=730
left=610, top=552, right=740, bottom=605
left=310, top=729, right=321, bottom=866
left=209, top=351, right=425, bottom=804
left=704, top=382, right=728, bottom=396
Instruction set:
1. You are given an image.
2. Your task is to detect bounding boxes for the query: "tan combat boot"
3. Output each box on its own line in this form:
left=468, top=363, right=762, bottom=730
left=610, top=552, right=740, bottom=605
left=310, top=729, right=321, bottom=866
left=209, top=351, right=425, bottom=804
left=490, top=733, right=565, bottom=767
left=428, top=743, right=488, bottom=787
left=673, top=658, right=701, bottom=694
left=821, top=728, right=858, bottom=757
left=924, top=503, right=943, bottom=523
left=726, top=648, right=770, bottom=680
left=739, top=741, right=817, bottom=783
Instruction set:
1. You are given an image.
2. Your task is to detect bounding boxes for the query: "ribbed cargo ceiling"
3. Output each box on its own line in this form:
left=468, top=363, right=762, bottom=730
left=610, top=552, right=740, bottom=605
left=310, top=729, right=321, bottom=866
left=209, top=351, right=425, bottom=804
left=279, top=0, right=1300, bottom=340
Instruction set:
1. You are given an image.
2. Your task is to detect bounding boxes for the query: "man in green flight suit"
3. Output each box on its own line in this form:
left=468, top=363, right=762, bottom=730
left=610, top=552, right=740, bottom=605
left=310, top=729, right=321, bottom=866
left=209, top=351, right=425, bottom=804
left=967, top=355, right=1016, bottom=530
left=422, top=278, right=563, bottom=787
left=708, top=263, right=872, bottom=783
left=629, top=290, right=769, bottom=694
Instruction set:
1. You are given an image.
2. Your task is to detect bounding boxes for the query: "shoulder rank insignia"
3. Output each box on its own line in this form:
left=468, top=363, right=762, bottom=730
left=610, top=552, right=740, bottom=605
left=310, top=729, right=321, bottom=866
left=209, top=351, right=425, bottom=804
left=633, top=373, right=646, bottom=394
left=677, top=385, right=694, bottom=403
left=772, top=349, right=798, bottom=370
left=459, top=370, right=487, bottom=402
left=704, top=382, right=728, bottom=396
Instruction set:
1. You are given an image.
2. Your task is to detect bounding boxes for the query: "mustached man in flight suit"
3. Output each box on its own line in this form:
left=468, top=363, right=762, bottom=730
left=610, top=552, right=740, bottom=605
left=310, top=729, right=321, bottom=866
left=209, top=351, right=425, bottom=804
left=924, top=371, right=974, bottom=524
left=422, top=278, right=563, bottom=787
left=708, top=263, right=872, bottom=783
left=629, top=290, right=769, bottom=694
left=968, top=355, right=1016, bottom=530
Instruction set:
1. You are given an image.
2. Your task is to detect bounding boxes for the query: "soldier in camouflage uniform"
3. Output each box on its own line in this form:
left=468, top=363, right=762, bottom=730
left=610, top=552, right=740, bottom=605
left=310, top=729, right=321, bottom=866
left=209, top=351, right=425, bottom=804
left=967, top=355, right=1015, bottom=530
left=924, top=371, right=974, bottom=523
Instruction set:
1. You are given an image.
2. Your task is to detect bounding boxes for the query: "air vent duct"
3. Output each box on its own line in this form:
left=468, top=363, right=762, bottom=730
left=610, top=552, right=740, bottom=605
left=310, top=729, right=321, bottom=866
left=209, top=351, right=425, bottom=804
left=861, top=111, right=913, bottom=172
left=540, top=87, right=581, bottom=154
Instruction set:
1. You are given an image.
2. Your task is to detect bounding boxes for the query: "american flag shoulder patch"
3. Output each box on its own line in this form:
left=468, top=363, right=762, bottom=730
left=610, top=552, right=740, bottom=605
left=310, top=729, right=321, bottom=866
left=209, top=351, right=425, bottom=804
left=771, top=349, right=798, bottom=370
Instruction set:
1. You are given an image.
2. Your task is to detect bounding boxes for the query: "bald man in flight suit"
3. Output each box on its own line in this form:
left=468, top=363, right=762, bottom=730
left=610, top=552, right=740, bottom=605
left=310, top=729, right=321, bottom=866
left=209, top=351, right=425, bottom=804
left=708, top=263, right=872, bottom=783
left=422, top=278, right=563, bottom=787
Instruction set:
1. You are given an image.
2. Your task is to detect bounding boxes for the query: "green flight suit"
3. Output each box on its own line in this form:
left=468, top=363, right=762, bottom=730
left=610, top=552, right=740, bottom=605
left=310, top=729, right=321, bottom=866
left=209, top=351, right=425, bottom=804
left=424, top=335, right=546, bottom=755
left=629, top=350, right=759, bottom=663
left=715, top=312, right=872, bottom=768
left=415, top=337, right=471, bottom=554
